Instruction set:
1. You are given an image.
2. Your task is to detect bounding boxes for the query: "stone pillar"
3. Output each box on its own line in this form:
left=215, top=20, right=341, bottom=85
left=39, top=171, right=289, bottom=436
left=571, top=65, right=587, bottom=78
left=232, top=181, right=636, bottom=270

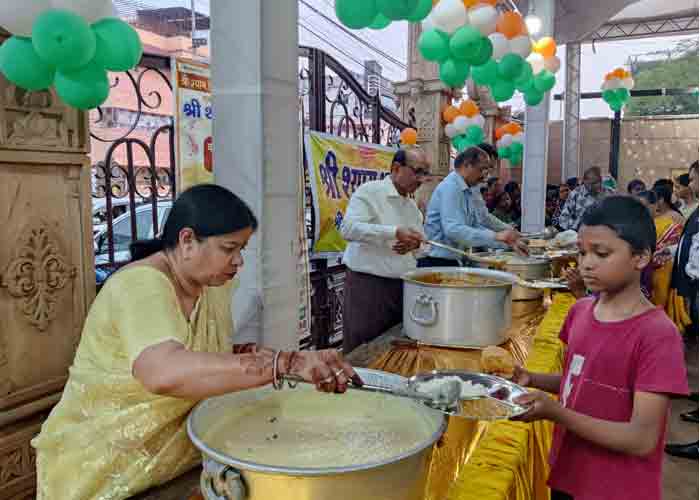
left=210, top=1, right=299, bottom=350
left=522, top=0, right=556, bottom=232
left=395, top=23, right=454, bottom=212
left=562, top=42, right=582, bottom=182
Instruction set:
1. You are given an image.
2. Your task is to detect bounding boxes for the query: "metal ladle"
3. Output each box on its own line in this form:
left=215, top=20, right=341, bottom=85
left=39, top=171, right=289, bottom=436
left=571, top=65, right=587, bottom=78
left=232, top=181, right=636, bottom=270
left=279, top=374, right=462, bottom=413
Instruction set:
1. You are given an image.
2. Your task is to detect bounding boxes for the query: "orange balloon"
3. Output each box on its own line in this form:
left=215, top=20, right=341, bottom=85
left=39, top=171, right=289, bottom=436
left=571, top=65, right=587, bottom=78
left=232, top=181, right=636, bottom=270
left=533, top=37, right=556, bottom=58
left=502, top=122, right=521, bottom=135
left=443, top=105, right=460, bottom=123
left=463, top=0, right=479, bottom=7
left=497, top=12, right=525, bottom=39
left=612, top=68, right=626, bottom=79
left=459, top=100, right=480, bottom=117
left=481, top=0, right=498, bottom=5
left=495, top=126, right=506, bottom=140
left=400, top=128, right=418, bottom=145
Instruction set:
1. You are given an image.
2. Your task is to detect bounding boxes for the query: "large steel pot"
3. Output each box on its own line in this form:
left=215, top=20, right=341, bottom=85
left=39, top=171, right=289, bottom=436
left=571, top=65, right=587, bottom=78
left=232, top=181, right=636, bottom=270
left=469, top=252, right=551, bottom=301
left=188, top=368, right=447, bottom=500
left=401, top=267, right=516, bottom=348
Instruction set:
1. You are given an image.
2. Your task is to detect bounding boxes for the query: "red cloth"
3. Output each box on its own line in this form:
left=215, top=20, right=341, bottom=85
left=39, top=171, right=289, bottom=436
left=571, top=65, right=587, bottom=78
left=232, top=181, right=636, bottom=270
left=548, top=298, right=689, bottom=500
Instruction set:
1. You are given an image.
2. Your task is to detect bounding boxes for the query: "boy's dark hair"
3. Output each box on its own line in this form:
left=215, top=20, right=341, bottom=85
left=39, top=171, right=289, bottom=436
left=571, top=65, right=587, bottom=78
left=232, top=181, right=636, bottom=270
left=454, top=147, right=486, bottom=169
left=580, top=196, right=656, bottom=254
left=627, top=179, right=646, bottom=193
left=478, top=142, right=498, bottom=160
left=487, top=176, right=500, bottom=188
left=677, top=173, right=690, bottom=187
left=652, top=178, right=674, bottom=191
left=503, top=181, right=519, bottom=194
left=566, top=177, right=578, bottom=189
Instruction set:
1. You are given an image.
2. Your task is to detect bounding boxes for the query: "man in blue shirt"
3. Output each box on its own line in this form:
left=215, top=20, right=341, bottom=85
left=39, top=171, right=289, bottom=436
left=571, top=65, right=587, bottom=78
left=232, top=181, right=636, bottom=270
left=418, top=147, right=527, bottom=267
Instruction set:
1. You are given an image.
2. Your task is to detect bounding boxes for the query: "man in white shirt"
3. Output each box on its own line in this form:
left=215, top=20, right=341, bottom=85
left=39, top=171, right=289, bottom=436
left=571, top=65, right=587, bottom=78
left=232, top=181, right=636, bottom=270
left=340, top=148, right=429, bottom=353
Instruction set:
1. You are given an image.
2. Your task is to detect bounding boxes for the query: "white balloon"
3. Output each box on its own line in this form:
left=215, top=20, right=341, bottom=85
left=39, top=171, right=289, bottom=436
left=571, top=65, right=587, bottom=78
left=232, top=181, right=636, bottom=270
left=602, top=79, right=623, bottom=91
left=498, top=134, right=513, bottom=148
left=543, top=55, right=561, bottom=73
left=622, top=77, right=635, bottom=90
left=509, top=35, right=532, bottom=59
left=467, top=114, right=485, bottom=129
left=527, top=53, right=545, bottom=75
left=0, top=0, right=50, bottom=36
left=488, top=32, right=509, bottom=61
left=512, top=132, right=524, bottom=144
left=50, top=0, right=116, bottom=22
left=468, top=5, right=498, bottom=36
left=431, top=0, right=468, bottom=34
left=453, top=115, right=469, bottom=135
left=445, top=123, right=458, bottom=139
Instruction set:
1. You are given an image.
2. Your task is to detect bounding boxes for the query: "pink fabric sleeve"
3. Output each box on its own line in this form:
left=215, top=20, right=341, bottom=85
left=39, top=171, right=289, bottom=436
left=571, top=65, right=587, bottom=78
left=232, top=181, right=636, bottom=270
left=634, top=318, right=689, bottom=397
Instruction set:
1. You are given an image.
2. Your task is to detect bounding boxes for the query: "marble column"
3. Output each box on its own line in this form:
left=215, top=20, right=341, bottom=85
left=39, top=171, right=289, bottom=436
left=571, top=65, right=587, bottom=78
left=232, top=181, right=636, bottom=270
left=210, top=1, right=299, bottom=350
left=521, top=0, right=556, bottom=232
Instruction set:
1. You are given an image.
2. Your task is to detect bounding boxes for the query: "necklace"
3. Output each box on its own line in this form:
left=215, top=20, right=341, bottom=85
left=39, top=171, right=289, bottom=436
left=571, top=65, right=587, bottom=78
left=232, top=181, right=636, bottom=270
left=162, top=252, right=201, bottom=318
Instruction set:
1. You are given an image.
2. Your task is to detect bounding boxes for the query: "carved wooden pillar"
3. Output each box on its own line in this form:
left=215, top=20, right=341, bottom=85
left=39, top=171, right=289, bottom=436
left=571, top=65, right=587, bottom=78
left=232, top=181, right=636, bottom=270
left=0, top=31, right=94, bottom=499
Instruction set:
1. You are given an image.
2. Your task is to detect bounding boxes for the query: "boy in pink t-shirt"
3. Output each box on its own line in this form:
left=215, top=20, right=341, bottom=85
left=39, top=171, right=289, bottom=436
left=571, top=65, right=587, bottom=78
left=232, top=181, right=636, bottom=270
left=513, top=196, right=689, bottom=500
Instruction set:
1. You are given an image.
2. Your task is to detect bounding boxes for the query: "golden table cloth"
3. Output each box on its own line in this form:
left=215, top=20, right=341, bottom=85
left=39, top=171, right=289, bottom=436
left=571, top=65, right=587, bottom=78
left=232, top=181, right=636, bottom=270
left=368, top=300, right=546, bottom=500
left=446, top=293, right=576, bottom=500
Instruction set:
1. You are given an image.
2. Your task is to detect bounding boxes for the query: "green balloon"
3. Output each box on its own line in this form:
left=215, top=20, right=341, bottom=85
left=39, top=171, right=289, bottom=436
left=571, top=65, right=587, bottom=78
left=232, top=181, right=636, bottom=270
left=471, top=59, right=499, bottom=86
left=498, top=146, right=511, bottom=159
left=610, top=100, right=624, bottom=112
left=335, top=0, right=378, bottom=29
left=32, top=9, right=96, bottom=71
left=465, top=125, right=484, bottom=145
left=534, top=70, right=556, bottom=93
left=0, top=36, right=55, bottom=91
left=510, top=150, right=523, bottom=165
left=510, top=142, right=524, bottom=156
left=54, top=59, right=109, bottom=110
left=418, top=29, right=450, bottom=62
left=440, top=59, right=470, bottom=88
left=377, top=0, right=418, bottom=20
left=469, top=37, right=493, bottom=66
left=491, top=79, right=515, bottom=102
left=514, top=63, right=533, bottom=89
left=369, top=13, right=392, bottom=29
left=92, top=18, right=143, bottom=72
left=498, top=54, right=526, bottom=82
left=614, top=87, right=631, bottom=102
left=602, top=89, right=617, bottom=104
left=449, top=26, right=482, bottom=62
left=524, top=86, right=544, bottom=106
left=406, top=0, right=433, bottom=22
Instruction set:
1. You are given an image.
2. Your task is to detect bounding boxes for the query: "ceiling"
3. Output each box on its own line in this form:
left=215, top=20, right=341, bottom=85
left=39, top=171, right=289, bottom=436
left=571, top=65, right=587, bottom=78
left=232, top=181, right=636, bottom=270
left=513, top=0, right=699, bottom=43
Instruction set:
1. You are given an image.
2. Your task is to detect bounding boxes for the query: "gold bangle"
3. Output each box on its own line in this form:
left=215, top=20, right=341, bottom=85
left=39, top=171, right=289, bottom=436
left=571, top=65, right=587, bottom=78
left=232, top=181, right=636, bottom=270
left=272, top=350, right=282, bottom=390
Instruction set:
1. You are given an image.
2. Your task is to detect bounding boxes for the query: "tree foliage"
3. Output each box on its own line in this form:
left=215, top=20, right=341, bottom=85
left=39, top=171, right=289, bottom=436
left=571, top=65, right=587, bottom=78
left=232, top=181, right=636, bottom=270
left=626, top=48, right=698, bottom=116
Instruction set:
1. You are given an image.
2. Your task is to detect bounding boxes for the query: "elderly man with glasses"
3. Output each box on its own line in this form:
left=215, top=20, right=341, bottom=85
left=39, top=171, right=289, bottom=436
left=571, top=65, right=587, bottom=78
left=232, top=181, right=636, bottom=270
left=558, top=166, right=615, bottom=231
left=340, top=147, right=430, bottom=353
left=418, top=146, right=527, bottom=268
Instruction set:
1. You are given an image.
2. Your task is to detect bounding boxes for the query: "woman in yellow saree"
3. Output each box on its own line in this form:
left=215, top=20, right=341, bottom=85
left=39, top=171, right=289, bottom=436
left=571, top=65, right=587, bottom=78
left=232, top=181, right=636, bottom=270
left=648, top=185, right=685, bottom=314
left=32, top=185, right=359, bottom=500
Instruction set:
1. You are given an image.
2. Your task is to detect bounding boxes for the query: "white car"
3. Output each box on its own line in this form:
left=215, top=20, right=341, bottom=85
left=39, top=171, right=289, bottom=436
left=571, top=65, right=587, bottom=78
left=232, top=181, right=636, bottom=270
left=94, top=201, right=173, bottom=266
left=92, top=197, right=133, bottom=237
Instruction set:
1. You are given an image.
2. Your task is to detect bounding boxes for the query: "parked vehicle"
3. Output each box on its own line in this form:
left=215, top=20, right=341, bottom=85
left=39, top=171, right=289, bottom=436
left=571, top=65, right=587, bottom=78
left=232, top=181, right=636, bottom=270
left=92, top=198, right=132, bottom=237
left=94, top=201, right=173, bottom=285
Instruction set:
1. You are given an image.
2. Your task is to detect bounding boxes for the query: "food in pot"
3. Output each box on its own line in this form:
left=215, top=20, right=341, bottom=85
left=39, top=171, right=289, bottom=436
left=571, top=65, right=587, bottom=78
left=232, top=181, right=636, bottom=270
left=415, top=272, right=507, bottom=287
left=480, top=346, right=515, bottom=378
left=201, top=387, right=438, bottom=469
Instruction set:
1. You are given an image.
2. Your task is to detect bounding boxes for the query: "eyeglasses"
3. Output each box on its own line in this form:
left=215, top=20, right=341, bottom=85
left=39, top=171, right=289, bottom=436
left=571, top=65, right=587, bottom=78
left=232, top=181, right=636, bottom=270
left=403, top=163, right=431, bottom=177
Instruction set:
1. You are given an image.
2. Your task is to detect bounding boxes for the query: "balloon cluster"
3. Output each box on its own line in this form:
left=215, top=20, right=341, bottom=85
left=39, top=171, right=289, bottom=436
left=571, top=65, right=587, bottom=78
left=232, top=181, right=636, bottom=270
left=335, top=0, right=433, bottom=30
left=495, top=122, right=523, bottom=165
left=442, top=99, right=485, bottom=152
left=0, top=6, right=142, bottom=110
left=400, top=127, right=419, bottom=145
left=417, top=1, right=557, bottom=105
left=601, top=68, right=634, bottom=112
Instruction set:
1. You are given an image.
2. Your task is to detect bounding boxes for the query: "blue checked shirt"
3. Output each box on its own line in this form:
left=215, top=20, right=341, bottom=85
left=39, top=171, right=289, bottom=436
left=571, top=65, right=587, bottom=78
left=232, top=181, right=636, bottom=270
left=424, top=172, right=506, bottom=259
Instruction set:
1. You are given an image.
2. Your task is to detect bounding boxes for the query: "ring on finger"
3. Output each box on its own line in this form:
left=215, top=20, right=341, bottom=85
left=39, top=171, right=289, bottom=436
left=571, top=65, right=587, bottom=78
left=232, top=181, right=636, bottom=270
left=334, top=369, right=345, bottom=378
